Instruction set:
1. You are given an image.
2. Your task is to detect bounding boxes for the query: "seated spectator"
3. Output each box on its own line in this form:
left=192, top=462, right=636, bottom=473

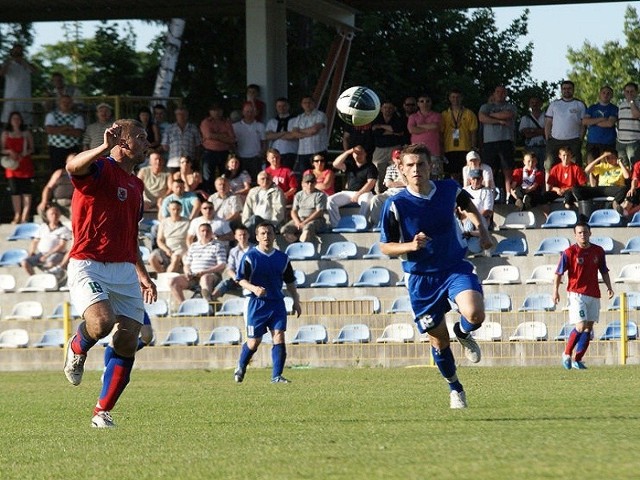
left=138, top=150, right=171, bottom=212
left=159, top=178, right=202, bottom=220
left=83, top=103, right=113, bottom=151
left=621, top=156, right=640, bottom=216
left=463, top=169, right=495, bottom=230
left=304, top=153, right=335, bottom=196
left=462, top=150, right=495, bottom=190
left=542, top=146, right=587, bottom=213
left=572, top=148, right=629, bottom=213
left=241, top=171, right=286, bottom=235
left=186, top=201, right=234, bottom=250
left=170, top=223, right=226, bottom=303
left=508, top=151, right=544, bottom=211
left=148, top=200, right=189, bottom=273
left=174, top=155, right=205, bottom=198
left=264, top=148, right=298, bottom=203
left=224, top=154, right=252, bottom=198
left=327, top=145, right=378, bottom=228
left=211, top=225, right=255, bottom=300
left=369, top=148, right=405, bottom=228
left=280, top=172, right=327, bottom=244
left=36, top=161, right=74, bottom=220
left=207, top=176, right=243, bottom=230
left=21, top=205, right=71, bottom=275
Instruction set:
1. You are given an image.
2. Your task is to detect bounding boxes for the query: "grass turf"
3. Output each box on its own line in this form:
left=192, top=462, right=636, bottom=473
left=1, top=365, right=639, bottom=479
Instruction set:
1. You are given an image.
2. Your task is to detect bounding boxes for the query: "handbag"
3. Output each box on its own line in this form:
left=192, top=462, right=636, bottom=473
left=1, top=155, right=19, bottom=170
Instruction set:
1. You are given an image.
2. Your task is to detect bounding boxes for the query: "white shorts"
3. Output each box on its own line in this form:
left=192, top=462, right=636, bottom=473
left=567, top=292, right=600, bottom=324
left=68, top=258, right=145, bottom=323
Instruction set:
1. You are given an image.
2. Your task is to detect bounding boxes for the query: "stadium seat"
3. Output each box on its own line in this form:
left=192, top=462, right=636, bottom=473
left=161, top=326, right=199, bottom=346
left=533, top=236, right=570, bottom=256
left=362, top=242, right=389, bottom=260
left=484, top=292, right=512, bottom=312
left=0, top=328, right=29, bottom=348
left=47, top=302, right=81, bottom=319
left=333, top=323, right=371, bottom=343
left=608, top=292, right=640, bottom=311
left=627, top=211, right=640, bottom=227
left=144, top=299, right=169, bottom=317
left=518, top=293, right=556, bottom=312
left=491, top=237, right=528, bottom=257
left=541, top=210, right=577, bottom=229
left=588, top=208, right=622, bottom=227
left=309, top=296, right=336, bottom=301
left=203, top=326, right=242, bottom=345
left=599, top=320, right=638, bottom=340
left=284, top=242, right=316, bottom=260
left=320, top=241, right=358, bottom=260
left=590, top=236, right=614, bottom=253
left=465, top=236, right=484, bottom=256
left=7, top=222, right=39, bottom=241
left=293, top=269, right=307, bottom=288
left=4, top=301, right=44, bottom=320
left=376, top=323, right=415, bottom=343
left=554, top=322, right=573, bottom=341
left=310, top=268, right=348, bottom=287
left=291, top=324, right=328, bottom=344
left=0, top=273, right=16, bottom=292
left=614, top=264, right=640, bottom=283
left=387, top=295, right=413, bottom=314
left=353, top=295, right=381, bottom=314
left=33, top=328, right=65, bottom=348
left=261, top=330, right=273, bottom=344
left=332, top=214, right=368, bottom=233
left=96, top=333, right=113, bottom=347
left=215, top=297, right=247, bottom=316
left=471, top=321, right=503, bottom=341
left=0, top=248, right=28, bottom=267
left=139, top=245, right=151, bottom=263
left=500, top=211, right=536, bottom=229
left=482, top=265, right=521, bottom=285
left=509, top=321, right=548, bottom=341
left=284, top=296, right=294, bottom=314
left=621, top=236, right=640, bottom=254
left=155, top=272, right=181, bottom=293
left=174, top=298, right=211, bottom=317
left=525, top=264, right=559, bottom=284
left=18, top=273, right=58, bottom=292
left=353, top=267, right=390, bottom=287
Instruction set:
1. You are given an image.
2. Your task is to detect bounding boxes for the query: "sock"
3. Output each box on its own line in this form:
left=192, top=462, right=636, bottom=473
left=574, top=331, right=591, bottom=361
left=271, top=343, right=287, bottom=378
left=71, top=321, right=97, bottom=355
left=458, top=315, right=481, bottom=334
left=238, top=342, right=257, bottom=370
left=94, top=352, right=134, bottom=414
left=103, top=344, right=116, bottom=367
left=564, top=328, right=580, bottom=356
left=432, top=346, right=463, bottom=392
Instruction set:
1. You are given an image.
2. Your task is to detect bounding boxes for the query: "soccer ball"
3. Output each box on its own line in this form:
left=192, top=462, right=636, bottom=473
left=336, top=86, right=381, bottom=127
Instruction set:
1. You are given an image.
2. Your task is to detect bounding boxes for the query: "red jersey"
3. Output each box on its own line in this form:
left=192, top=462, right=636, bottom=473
left=69, top=157, right=143, bottom=264
left=265, top=165, right=299, bottom=201
left=556, top=243, right=607, bottom=298
left=547, top=162, right=587, bottom=189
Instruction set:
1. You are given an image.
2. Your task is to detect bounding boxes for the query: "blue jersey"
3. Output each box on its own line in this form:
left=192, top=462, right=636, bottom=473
left=380, top=179, right=468, bottom=274
left=586, top=102, right=618, bottom=145
left=236, top=247, right=295, bottom=300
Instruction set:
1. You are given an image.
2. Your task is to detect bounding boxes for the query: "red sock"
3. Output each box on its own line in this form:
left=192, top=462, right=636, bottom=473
left=564, top=328, right=579, bottom=356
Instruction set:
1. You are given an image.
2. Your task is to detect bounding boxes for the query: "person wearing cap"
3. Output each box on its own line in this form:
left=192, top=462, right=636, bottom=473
left=369, top=148, right=406, bottom=228
left=463, top=168, right=495, bottom=230
left=280, top=172, right=327, bottom=244
left=83, top=103, right=113, bottom=151
left=462, top=150, right=495, bottom=190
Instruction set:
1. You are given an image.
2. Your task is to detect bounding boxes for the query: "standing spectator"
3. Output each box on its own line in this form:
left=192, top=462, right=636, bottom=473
left=159, top=178, right=201, bottom=220
left=441, top=88, right=478, bottom=184
left=2, top=110, right=35, bottom=224
left=200, top=103, right=236, bottom=191
left=400, top=96, right=418, bottom=144
left=304, top=153, right=335, bottom=196
left=224, top=154, right=252, bottom=198
left=291, top=96, right=328, bottom=180
left=582, top=85, right=618, bottom=164
left=544, top=80, right=586, bottom=169
left=265, top=97, right=298, bottom=170
left=327, top=145, right=378, bottom=228
left=542, top=146, right=587, bottom=212
left=478, top=85, right=517, bottom=200
left=369, top=148, right=405, bottom=228
left=508, top=152, right=545, bottom=211
left=553, top=222, right=613, bottom=370
left=265, top=148, right=298, bottom=204
left=148, top=200, right=189, bottom=274
left=45, top=72, right=82, bottom=111
left=233, top=222, right=302, bottom=384
left=408, top=94, right=443, bottom=178
left=136, top=106, right=161, bottom=151
left=211, top=225, right=255, bottom=300
left=245, top=84, right=266, bottom=122
left=138, top=150, right=172, bottom=212
left=370, top=100, right=405, bottom=193
left=185, top=201, right=234, bottom=250
left=83, top=103, right=113, bottom=151
left=37, top=163, right=74, bottom=220
left=616, top=82, right=640, bottom=167
left=207, top=176, right=243, bottom=230
left=518, top=95, right=546, bottom=170
left=232, top=102, right=266, bottom=181
left=0, top=43, right=36, bottom=125
left=161, top=107, right=201, bottom=173
left=21, top=204, right=71, bottom=275
left=153, top=104, right=170, bottom=143
left=44, top=95, right=84, bottom=173
left=242, top=171, right=286, bottom=234
left=281, top=172, right=327, bottom=244
left=572, top=148, right=630, bottom=213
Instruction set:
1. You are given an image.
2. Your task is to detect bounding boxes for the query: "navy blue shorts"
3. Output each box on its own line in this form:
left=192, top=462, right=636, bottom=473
left=246, top=297, right=287, bottom=338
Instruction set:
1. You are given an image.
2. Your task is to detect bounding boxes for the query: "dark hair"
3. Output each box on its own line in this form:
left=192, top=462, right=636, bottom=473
left=523, top=151, right=537, bottom=159
left=4, top=111, right=26, bottom=131
left=402, top=143, right=432, bottom=159
left=234, top=225, right=249, bottom=234
left=153, top=104, right=167, bottom=111
left=624, top=82, right=639, bottom=91
left=574, top=221, right=590, bottom=232
left=561, top=80, right=575, bottom=88
left=275, top=97, right=289, bottom=103
left=256, top=222, right=275, bottom=234
left=266, top=148, right=281, bottom=157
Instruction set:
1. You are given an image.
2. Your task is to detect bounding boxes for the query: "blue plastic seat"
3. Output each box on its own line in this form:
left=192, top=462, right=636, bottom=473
left=525, top=264, right=558, bottom=284
left=608, top=292, right=640, bottom=311
left=362, top=242, right=389, bottom=260
left=215, top=298, right=247, bottom=316
left=599, top=320, right=638, bottom=340
left=284, top=242, right=316, bottom=260
left=0, top=328, right=30, bottom=348
left=139, top=245, right=151, bottom=263
left=293, top=270, right=306, bottom=288
left=333, top=214, right=368, bottom=233
left=541, top=210, right=577, bottom=229
left=628, top=211, right=640, bottom=227
left=554, top=322, right=573, bottom=341
left=203, top=326, right=242, bottom=345
left=614, top=264, right=640, bottom=283
left=491, top=237, right=528, bottom=257
left=482, top=265, right=521, bottom=285
left=353, top=267, right=390, bottom=287
left=144, top=299, right=169, bottom=317
left=333, top=323, right=370, bottom=343
left=387, top=295, right=413, bottom=314
left=33, top=328, right=65, bottom=348
left=376, top=323, right=415, bottom=343
left=534, top=237, right=570, bottom=256
left=590, top=236, right=614, bottom=253
left=484, top=292, right=512, bottom=312
left=0, top=248, right=28, bottom=267
left=320, top=241, right=358, bottom=260
left=588, top=209, right=622, bottom=227
left=291, top=324, right=328, bottom=344
left=309, top=268, right=348, bottom=287
left=508, top=321, right=548, bottom=341
left=161, top=326, right=199, bottom=346
left=518, top=293, right=556, bottom=312
left=174, top=298, right=210, bottom=317
left=7, top=222, right=40, bottom=241
left=47, top=302, right=81, bottom=319
left=500, top=211, right=536, bottom=229
left=621, top=236, right=640, bottom=254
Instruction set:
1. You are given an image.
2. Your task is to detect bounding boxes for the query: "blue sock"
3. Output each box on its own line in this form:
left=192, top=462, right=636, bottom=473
left=272, top=343, right=287, bottom=378
left=71, top=321, right=97, bottom=354
left=137, top=338, right=146, bottom=351
left=575, top=331, right=591, bottom=361
left=459, top=315, right=480, bottom=334
left=432, top=346, right=463, bottom=392
left=238, top=342, right=256, bottom=369
left=104, top=344, right=116, bottom=367
left=97, top=352, right=134, bottom=413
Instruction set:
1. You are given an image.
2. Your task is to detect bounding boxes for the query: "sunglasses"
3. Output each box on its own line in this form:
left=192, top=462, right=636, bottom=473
left=202, top=207, right=212, bottom=210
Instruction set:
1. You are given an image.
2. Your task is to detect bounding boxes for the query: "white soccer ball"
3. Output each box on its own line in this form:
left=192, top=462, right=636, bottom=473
left=336, top=86, right=381, bottom=127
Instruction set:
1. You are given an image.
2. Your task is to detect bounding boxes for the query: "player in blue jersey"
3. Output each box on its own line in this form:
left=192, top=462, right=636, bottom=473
left=380, top=143, right=492, bottom=409
left=234, top=222, right=302, bottom=383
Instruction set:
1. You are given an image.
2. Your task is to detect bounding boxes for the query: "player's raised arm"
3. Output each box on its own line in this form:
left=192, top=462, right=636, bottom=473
left=380, top=232, right=430, bottom=257
left=66, top=123, right=121, bottom=176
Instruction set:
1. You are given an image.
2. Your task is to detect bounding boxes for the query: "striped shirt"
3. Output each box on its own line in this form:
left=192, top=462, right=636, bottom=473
left=617, top=99, right=640, bottom=143
left=184, top=240, right=226, bottom=274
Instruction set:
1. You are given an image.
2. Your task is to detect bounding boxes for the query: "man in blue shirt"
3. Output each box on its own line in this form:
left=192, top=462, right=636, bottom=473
left=380, top=144, right=492, bottom=409
left=583, top=85, right=618, bottom=164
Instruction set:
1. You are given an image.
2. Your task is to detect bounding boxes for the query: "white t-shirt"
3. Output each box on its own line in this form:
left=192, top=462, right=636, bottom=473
left=232, top=120, right=265, bottom=157
left=546, top=99, right=586, bottom=140
left=36, top=222, right=72, bottom=254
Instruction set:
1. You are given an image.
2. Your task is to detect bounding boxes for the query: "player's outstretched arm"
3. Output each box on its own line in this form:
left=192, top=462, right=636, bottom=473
left=380, top=232, right=430, bottom=257
left=66, top=123, right=121, bottom=176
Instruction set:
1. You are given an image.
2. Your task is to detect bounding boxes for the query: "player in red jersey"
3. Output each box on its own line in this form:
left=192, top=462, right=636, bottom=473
left=553, top=221, right=613, bottom=370
left=63, top=119, right=157, bottom=428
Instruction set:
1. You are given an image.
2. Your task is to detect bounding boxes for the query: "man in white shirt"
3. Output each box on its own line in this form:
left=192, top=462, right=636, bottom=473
left=291, top=96, right=328, bottom=180
left=232, top=102, right=266, bottom=182
left=265, top=97, right=298, bottom=170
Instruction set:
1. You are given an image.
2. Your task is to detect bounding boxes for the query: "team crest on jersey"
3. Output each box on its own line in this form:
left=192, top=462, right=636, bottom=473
left=577, top=257, right=584, bottom=264
left=117, top=187, right=128, bottom=201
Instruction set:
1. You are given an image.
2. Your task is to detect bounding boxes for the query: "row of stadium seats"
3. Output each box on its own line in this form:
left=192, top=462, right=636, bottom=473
left=483, top=264, right=640, bottom=285
left=502, top=209, right=640, bottom=229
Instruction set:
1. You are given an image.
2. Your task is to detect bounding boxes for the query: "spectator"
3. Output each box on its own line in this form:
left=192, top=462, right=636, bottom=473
left=518, top=95, right=546, bottom=170
left=211, top=225, right=255, bottom=300
left=21, top=205, right=71, bottom=275
left=45, top=72, right=82, bottom=111
left=542, top=146, right=588, bottom=213
left=400, top=96, right=418, bottom=144
left=224, top=154, right=252, bottom=198
left=153, top=104, right=170, bottom=143
left=242, top=171, right=286, bottom=235
left=148, top=200, right=189, bottom=273
left=342, top=119, right=374, bottom=163
left=583, top=85, right=618, bottom=164
left=245, top=83, right=266, bottom=122
left=327, top=145, right=378, bottom=228
left=291, top=96, right=328, bottom=180
left=207, top=176, right=243, bottom=230
left=44, top=95, right=84, bottom=173
left=370, top=100, right=405, bottom=193
left=170, top=222, right=226, bottom=303
left=2, top=110, right=35, bottom=224
left=369, top=148, right=405, bottom=228
left=36, top=161, right=74, bottom=220
left=572, top=148, right=629, bottom=213
left=441, top=88, right=478, bottom=184
left=463, top=168, right=495, bottom=230
left=160, top=178, right=201, bottom=221
left=186, top=201, right=234, bottom=250
left=232, top=101, right=266, bottom=181
left=136, top=106, right=161, bottom=151
left=83, top=103, right=113, bottom=151
left=162, top=106, right=201, bottom=173
left=200, top=103, right=236, bottom=191
left=616, top=82, right=640, bottom=167
left=265, top=97, right=298, bottom=170
left=0, top=43, right=36, bottom=125
left=265, top=148, right=298, bottom=204
left=462, top=151, right=495, bottom=190
left=508, top=151, right=545, bottom=211
left=408, top=94, right=443, bottom=178
left=281, top=172, right=327, bottom=244
left=174, top=155, right=205, bottom=198
left=544, top=80, right=586, bottom=169
left=138, top=150, right=172, bottom=212
left=304, top=153, right=335, bottom=196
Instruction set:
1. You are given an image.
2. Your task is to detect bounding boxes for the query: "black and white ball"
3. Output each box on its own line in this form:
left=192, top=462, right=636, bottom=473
left=336, top=86, right=381, bottom=127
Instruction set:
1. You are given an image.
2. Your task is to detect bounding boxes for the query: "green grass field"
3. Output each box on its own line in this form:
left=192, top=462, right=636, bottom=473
left=1, top=366, right=639, bottom=480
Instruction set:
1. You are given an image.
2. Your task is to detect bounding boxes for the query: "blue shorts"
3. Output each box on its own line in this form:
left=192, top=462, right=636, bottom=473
left=407, top=261, right=482, bottom=333
left=245, top=297, right=287, bottom=338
